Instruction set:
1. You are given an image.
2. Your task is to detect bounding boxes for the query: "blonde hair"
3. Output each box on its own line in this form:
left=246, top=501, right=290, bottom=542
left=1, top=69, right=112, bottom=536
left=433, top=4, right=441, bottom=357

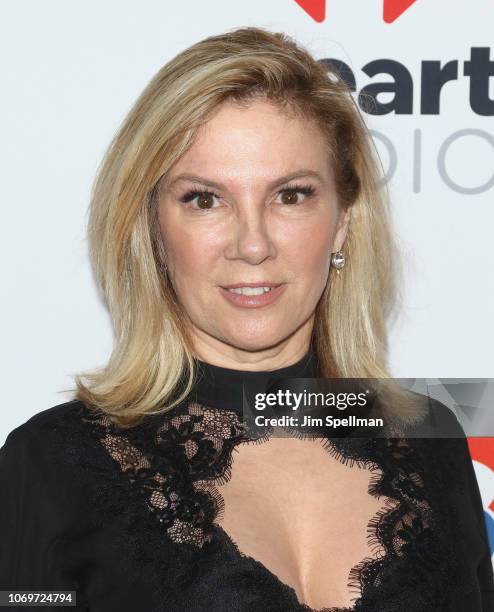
left=67, top=26, right=426, bottom=430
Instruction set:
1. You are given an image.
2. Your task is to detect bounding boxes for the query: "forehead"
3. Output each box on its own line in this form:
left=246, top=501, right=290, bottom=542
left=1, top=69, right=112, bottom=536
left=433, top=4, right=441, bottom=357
left=168, top=99, right=332, bottom=184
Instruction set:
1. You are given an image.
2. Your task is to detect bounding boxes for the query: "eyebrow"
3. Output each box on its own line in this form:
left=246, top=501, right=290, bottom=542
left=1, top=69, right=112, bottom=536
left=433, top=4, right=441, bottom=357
left=164, top=169, right=325, bottom=191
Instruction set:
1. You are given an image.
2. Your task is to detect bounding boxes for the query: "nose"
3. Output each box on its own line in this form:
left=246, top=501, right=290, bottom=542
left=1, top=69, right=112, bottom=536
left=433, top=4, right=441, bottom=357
left=223, top=204, right=277, bottom=265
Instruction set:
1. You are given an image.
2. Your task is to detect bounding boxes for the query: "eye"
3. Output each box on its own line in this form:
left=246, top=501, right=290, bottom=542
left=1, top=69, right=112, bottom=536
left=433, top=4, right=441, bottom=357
left=275, top=183, right=316, bottom=206
left=178, top=182, right=317, bottom=210
left=179, top=188, right=221, bottom=210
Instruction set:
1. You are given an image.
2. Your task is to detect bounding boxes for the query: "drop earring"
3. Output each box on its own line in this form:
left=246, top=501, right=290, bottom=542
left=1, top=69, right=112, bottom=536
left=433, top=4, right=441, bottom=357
left=330, top=251, right=345, bottom=275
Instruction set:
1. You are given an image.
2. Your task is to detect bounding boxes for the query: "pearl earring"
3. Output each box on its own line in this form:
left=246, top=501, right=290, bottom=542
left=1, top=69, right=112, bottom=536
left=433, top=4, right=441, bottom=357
left=330, top=251, right=345, bottom=274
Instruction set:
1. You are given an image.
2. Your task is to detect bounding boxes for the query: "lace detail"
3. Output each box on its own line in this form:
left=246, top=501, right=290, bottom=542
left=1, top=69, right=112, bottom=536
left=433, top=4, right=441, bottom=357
left=81, top=403, right=247, bottom=547
left=77, top=399, right=459, bottom=612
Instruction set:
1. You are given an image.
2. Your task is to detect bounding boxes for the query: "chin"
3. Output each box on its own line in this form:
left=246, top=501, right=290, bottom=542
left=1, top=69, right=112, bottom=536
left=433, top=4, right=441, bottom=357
left=221, top=326, right=293, bottom=353
left=225, top=337, right=283, bottom=353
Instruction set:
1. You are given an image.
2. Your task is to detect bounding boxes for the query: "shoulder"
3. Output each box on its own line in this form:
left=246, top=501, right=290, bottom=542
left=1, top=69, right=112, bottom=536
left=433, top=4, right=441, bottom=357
left=0, top=399, right=111, bottom=513
left=400, top=390, right=466, bottom=438
left=3, top=398, right=86, bottom=442
left=392, top=391, right=476, bottom=485
left=401, top=393, right=481, bottom=501
left=427, top=395, right=466, bottom=435
left=1, top=399, right=89, bottom=466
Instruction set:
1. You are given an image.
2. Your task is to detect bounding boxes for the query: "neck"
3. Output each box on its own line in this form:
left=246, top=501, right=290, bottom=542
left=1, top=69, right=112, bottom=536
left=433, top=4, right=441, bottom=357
left=190, top=322, right=315, bottom=373
left=191, top=345, right=319, bottom=415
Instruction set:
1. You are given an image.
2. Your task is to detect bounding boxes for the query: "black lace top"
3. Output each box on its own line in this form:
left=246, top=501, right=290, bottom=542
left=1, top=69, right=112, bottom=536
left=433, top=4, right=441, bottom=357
left=0, top=350, right=493, bottom=611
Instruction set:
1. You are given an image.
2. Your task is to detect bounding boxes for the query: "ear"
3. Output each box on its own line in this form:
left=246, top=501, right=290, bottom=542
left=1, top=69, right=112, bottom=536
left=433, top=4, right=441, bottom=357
left=332, top=205, right=352, bottom=252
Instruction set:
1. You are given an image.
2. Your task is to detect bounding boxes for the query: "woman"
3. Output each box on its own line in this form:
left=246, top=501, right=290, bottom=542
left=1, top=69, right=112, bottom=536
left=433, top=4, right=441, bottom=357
left=0, top=26, right=492, bottom=611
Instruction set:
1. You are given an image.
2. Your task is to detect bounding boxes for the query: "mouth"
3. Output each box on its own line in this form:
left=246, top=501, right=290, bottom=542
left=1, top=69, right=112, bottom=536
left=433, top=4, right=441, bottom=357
left=218, top=282, right=287, bottom=308
left=219, top=282, right=283, bottom=296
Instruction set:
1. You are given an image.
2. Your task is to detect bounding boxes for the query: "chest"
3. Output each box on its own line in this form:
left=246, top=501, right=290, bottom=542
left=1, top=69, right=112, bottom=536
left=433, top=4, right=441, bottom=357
left=214, top=436, right=397, bottom=610
left=85, top=405, right=470, bottom=611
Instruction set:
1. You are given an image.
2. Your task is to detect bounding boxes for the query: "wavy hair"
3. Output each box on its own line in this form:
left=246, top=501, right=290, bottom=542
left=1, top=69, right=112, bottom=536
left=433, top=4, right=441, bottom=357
left=67, top=26, right=426, bottom=429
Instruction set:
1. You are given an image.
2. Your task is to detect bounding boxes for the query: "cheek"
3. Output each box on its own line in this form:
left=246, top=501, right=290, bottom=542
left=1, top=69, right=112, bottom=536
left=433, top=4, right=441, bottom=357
left=281, top=219, right=332, bottom=284
left=170, top=240, right=208, bottom=280
left=158, top=211, right=220, bottom=286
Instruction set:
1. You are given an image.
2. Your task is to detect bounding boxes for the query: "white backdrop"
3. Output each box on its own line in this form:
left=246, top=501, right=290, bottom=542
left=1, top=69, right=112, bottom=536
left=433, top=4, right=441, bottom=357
left=1, top=0, right=493, bottom=445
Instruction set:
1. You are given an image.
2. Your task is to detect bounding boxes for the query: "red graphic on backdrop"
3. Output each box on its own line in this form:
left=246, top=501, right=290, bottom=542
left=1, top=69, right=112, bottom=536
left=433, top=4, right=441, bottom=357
left=468, top=438, right=494, bottom=512
left=293, top=0, right=326, bottom=22
left=383, top=0, right=418, bottom=23
left=294, top=0, right=418, bottom=23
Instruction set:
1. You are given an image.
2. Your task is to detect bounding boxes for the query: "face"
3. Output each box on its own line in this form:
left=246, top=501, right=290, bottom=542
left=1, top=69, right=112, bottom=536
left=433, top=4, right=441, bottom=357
left=157, top=99, right=350, bottom=364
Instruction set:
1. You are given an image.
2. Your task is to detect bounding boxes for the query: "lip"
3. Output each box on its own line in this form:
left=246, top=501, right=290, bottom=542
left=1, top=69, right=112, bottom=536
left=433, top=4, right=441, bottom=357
left=220, top=281, right=282, bottom=289
left=219, top=283, right=287, bottom=309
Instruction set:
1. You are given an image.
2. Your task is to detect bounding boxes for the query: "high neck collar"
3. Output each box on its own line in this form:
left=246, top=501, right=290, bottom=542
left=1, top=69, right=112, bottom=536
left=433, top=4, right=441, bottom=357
left=192, top=348, right=319, bottom=413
